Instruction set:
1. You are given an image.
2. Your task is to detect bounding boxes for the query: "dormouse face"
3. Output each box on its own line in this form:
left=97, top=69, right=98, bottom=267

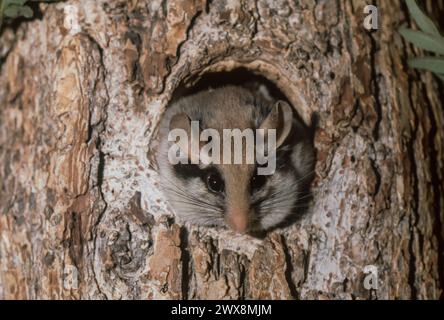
left=157, top=87, right=315, bottom=235
left=170, top=157, right=302, bottom=234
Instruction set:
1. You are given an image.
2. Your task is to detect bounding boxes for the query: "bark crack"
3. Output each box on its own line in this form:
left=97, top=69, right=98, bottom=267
left=161, top=1, right=206, bottom=93
left=401, top=5, right=420, bottom=298
left=368, top=26, right=382, bottom=140
left=83, top=32, right=110, bottom=299
left=179, top=226, right=190, bottom=300
left=406, top=75, right=420, bottom=300
left=422, top=78, right=444, bottom=298
left=281, top=236, right=299, bottom=299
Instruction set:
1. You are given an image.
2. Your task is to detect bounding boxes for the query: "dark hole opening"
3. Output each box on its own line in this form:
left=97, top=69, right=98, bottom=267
left=171, top=67, right=290, bottom=107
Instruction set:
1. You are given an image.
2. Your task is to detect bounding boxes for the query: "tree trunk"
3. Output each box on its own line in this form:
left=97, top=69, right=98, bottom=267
left=0, top=0, right=443, bottom=300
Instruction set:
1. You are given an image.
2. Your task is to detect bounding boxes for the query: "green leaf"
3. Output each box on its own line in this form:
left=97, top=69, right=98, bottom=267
left=408, top=57, right=444, bottom=74
left=4, top=5, right=21, bottom=18
left=400, top=28, right=444, bottom=55
left=20, top=5, right=33, bottom=18
left=4, top=4, right=33, bottom=18
left=406, top=0, right=440, bottom=36
left=4, top=0, right=27, bottom=6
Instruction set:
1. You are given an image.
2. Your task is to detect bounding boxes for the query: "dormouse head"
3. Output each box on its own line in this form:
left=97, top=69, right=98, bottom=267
left=157, top=92, right=314, bottom=235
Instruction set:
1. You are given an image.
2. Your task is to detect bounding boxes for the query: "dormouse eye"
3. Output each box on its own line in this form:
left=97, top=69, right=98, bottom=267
left=206, top=172, right=224, bottom=193
left=251, top=174, right=266, bottom=191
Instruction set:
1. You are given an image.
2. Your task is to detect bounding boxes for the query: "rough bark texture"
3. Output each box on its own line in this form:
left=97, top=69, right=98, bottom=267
left=0, top=0, right=443, bottom=300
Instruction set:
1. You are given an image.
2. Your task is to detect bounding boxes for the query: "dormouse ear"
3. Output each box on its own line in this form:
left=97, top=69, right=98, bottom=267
left=259, top=101, right=293, bottom=148
left=170, top=113, right=192, bottom=134
left=169, top=113, right=194, bottom=161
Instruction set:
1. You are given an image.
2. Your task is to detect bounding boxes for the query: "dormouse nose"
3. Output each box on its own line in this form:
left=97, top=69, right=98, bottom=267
left=226, top=209, right=250, bottom=234
left=222, top=163, right=255, bottom=234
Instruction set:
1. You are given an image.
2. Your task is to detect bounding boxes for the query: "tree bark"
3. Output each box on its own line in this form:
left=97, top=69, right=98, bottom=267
left=0, top=0, right=443, bottom=300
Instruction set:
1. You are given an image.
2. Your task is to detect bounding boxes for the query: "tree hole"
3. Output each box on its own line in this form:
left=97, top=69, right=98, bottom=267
left=171, top=67, right=297, bottom=119
left=152, top=67, right=316, bottom=236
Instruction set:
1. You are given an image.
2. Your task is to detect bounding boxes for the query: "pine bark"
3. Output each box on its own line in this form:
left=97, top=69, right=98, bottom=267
left=0, top=0, right=443, bottom=299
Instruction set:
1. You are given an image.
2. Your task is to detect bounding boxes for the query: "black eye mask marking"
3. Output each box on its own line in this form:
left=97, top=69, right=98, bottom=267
left=173, top=164, right=225, bottom=194
left=251, top=174, right=266, bottom=191
left=172, top=163, right=204, bottom=180
left=251, top=165, right=268, bottom=193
